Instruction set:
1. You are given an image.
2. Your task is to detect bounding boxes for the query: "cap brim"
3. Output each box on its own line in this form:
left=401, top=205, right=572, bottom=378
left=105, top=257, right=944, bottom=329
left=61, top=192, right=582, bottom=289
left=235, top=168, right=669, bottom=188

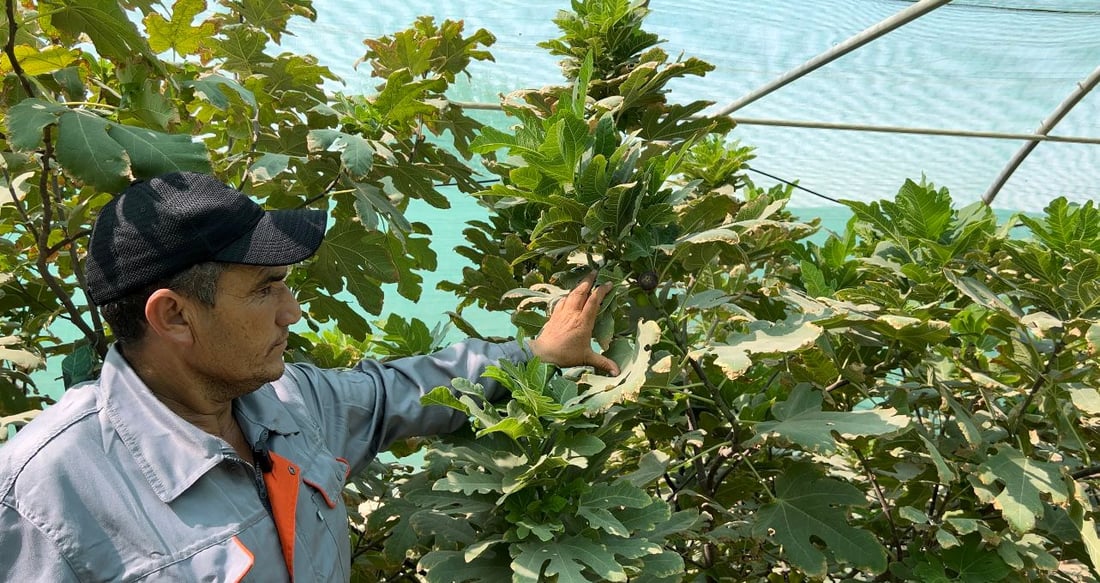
left=213, top=208, right=327, bottom=266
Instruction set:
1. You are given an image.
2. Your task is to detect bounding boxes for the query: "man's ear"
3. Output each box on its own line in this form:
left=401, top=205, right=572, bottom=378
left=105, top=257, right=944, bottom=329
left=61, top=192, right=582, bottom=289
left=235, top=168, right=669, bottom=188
left=144, top=289, right=195, bottom=345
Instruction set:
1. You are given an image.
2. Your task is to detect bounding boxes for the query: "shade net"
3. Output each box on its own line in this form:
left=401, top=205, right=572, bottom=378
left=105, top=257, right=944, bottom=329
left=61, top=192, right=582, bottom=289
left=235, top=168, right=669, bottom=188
left=283, top=0, right=1100, bottom=212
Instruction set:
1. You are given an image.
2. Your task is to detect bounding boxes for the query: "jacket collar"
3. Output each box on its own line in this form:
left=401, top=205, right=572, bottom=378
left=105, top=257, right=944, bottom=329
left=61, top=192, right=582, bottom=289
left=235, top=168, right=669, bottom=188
left=99, top=345, right=299, bottom=503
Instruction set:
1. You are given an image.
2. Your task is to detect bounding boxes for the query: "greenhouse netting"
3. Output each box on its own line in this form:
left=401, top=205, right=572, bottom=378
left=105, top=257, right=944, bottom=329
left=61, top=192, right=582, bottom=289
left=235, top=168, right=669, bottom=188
left=281, top=0, right=1100, bottom=212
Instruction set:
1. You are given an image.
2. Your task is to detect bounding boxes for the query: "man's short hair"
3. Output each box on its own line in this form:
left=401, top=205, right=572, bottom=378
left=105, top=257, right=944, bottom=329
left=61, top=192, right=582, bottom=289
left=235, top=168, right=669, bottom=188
left=99, top=262, right=228, bottom=345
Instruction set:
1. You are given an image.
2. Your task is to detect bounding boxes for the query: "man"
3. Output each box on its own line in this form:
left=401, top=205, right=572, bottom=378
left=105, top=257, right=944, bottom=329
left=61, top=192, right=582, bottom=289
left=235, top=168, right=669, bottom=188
left=0, top=172, right=618, bottom=581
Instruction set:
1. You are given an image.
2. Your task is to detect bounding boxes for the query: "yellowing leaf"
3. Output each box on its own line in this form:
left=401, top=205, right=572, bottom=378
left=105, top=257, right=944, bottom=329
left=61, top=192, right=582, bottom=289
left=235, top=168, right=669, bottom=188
left=866, top=314, right=951, bottom=345
left=675, top=226, right=739, bottom=245
left=935, top=528, right=961, bottom=549
left=144, top=0, right=215, bottom=56
left=706, top=345, right=751, bottom=379
left=1069, top=386, right=1100, bottom=416
left=0, top=173, right=34, bottom=207
left=0, top=336, right=43, bottom=369
left=503, top=283, right=565, bottom=311
left=879, top=314, right=921, bottom=329
left=1020, top=311, right=1063, bottom=335
left=577, top=320, right=659, bottom=413
left=1087, top=322, right=1100, bottom=356
left=696, top=314, right=823, bottom=380
left=0, top=45, right=80, bottom=76
left=731, top=315, right=823, bottom=353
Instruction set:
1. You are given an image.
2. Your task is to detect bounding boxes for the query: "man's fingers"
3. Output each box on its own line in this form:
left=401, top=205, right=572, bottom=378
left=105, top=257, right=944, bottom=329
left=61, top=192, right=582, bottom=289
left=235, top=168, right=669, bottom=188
left=588, top=353, right=621, bottom=376
left=563, top=271, right=597, bottom=311
left=566, top=272, right=596, bottom=310
left=582, top=282, right=612, bottom=317
left=591, top=281, right=612, bottom=302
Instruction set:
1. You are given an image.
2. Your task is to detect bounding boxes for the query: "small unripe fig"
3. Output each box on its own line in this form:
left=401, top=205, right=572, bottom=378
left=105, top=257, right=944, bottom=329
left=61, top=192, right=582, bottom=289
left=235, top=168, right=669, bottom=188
left=636, top=270, right=659, bottom=291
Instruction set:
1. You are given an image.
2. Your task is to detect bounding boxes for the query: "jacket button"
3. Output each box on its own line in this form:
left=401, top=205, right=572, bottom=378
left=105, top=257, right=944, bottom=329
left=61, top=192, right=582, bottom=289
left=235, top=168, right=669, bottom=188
left=289, top=466, right=297, bottom=475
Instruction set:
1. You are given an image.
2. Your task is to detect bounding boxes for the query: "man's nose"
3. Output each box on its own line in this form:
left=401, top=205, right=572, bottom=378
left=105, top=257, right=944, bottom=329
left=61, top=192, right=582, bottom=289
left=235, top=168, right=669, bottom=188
left=277, top=287, right=302, bottom=327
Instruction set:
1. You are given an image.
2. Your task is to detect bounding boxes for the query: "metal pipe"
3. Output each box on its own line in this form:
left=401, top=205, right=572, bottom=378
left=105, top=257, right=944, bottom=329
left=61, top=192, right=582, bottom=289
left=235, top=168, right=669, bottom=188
left=982, top=64, right=1100, bottom=204
left=450, top=101, right=501, bottom=111
left=712, top=0, right=953, bottom=116
left=727, top=117, right=1100, bottom=145
left=449, top=101, right=1100, bottom=146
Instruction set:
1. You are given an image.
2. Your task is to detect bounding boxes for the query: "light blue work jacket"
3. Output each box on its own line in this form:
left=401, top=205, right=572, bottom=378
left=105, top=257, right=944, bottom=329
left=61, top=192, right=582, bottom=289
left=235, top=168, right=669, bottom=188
left=0, top=339, right=523, bottom=581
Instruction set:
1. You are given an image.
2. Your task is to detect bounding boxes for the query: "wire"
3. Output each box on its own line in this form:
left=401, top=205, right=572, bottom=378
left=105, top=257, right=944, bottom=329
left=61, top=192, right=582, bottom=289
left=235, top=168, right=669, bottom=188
left=435, top=178, right=499, bottom=187
left=745, top=168, right=842, bottom=205
left=933, top=1, right=1100, bottom=15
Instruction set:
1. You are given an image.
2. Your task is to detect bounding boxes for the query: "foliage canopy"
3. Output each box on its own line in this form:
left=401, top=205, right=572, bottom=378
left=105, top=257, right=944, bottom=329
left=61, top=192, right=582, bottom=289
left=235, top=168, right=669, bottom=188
left=3, top=1, right=1100, bottom=582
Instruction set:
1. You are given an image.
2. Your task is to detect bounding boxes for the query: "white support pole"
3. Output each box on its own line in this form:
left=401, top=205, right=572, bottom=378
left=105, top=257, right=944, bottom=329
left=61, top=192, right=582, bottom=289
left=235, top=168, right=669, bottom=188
left=449, top=101, right=1100, bottom=146
left=712, top=0, right=953, bottom=117
left=982, top=64, right=1100, bottom=205
left=727, top=117, right=1100, bottom=145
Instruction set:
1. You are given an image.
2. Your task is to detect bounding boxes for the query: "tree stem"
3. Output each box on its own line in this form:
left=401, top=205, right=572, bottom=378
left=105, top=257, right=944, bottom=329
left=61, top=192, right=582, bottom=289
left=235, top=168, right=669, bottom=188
left=4, top=0, right=34, bottom=97
left=853, top=444, right=904, bottom=561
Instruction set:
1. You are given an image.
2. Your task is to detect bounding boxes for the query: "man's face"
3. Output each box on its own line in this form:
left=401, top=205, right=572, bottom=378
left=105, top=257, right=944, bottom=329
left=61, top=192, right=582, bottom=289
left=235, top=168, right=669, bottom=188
left=186, top=264, right=301, bottom=400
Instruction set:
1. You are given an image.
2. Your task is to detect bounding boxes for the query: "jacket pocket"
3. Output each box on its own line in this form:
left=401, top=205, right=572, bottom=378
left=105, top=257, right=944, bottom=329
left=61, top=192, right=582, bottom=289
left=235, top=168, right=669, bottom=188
left=301, top=456, right=350, bottom=509
left=141, top=535, right=253, bottom=582
left=297, top=457, right=352, bottom=580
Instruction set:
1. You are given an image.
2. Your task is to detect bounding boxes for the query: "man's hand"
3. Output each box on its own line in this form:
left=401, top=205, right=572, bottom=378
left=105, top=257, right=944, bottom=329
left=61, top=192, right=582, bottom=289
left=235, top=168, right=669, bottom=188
left=528, top=272, right=620, bottom=375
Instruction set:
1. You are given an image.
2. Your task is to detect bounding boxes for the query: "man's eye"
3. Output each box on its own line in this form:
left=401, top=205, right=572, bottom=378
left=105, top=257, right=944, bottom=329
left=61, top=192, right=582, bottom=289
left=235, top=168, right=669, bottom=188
left=258, top=286, right=273, bottom=297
